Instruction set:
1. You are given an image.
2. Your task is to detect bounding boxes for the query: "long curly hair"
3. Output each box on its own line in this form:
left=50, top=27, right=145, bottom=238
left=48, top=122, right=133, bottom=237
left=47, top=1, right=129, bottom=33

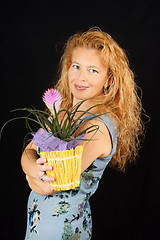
left=55, top=27, right=144, bottom=171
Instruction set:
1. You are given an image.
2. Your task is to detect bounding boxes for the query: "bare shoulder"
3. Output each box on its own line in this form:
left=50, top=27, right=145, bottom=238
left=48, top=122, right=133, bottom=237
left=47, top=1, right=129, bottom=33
left=80, top=118, right=110, bottom=137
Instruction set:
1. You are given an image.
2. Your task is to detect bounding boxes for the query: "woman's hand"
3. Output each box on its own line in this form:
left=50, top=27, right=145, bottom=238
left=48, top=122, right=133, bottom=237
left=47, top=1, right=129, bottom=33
left=35, top=158, right=55, bottom=182
left=26, top=175, right=59, bottom=195
left=26, top=157, right=58, bottom=195
left=21, top=141, right=59, bottom=195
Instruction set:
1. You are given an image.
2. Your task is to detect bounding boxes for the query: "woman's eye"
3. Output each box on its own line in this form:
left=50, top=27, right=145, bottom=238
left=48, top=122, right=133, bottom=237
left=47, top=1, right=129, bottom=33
left=89, top=69, right=98, bottom=74
left=73, top=65, right=80, bottom=70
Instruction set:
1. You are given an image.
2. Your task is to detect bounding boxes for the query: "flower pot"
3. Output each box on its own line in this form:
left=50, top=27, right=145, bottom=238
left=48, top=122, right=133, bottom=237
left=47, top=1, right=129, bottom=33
left=40, top=145, right=83, bottom=191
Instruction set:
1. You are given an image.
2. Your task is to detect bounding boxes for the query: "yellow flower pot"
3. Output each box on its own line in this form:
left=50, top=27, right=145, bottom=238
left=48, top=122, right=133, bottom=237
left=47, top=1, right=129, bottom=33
left=40, top=145, right=84, bottom=191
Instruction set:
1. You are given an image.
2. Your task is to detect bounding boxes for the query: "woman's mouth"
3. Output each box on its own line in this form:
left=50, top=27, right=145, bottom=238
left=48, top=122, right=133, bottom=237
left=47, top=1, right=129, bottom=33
left=74, top=84, right=89, bottom=90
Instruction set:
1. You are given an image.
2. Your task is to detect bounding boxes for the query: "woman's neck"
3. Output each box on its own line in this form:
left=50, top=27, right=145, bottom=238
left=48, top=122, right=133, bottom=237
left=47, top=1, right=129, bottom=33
left=73, top=99, right=95, bottom=112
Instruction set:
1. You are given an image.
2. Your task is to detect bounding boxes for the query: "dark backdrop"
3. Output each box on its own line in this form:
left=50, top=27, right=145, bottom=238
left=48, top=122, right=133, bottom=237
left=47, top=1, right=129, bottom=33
left=1, top=1, right=160, bottom=239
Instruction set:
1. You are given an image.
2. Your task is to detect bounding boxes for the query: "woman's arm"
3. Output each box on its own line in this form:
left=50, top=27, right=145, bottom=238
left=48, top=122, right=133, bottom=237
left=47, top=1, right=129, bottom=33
left=21, top=141, right=56, bottom=195
left=79, top=119, right=112, bottom=172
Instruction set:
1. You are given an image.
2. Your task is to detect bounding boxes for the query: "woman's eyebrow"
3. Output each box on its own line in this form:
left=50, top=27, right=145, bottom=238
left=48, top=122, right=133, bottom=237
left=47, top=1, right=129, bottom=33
left=88, top=65, right=100, bottom=70
left=72, top=61, right=100, bottom=70
left=72, top=61, right=80, bottom=65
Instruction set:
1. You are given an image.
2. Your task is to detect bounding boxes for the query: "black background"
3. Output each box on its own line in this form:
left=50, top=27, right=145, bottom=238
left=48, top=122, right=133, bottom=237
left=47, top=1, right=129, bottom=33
left=1, top=1, right=160, bottom=239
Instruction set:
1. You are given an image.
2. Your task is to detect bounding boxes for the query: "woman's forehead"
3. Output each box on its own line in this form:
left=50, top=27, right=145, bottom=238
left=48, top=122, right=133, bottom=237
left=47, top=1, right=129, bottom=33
left=71, top=47, right=106, bottom=68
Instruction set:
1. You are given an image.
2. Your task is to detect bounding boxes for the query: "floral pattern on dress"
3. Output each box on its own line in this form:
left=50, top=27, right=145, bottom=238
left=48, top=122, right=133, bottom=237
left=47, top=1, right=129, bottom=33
left=81, top=162, right=100, bottom=187
left=62, top=220, right=82, bottom=240
left=61, top=197, right=92, bottom=239
left=81, top=170, right=100, bottom=186
left=28, top=199, right=40, bottom=234
left=44, top=187, right=80, bottom=201
left=52, top=201, right=71, bottom=217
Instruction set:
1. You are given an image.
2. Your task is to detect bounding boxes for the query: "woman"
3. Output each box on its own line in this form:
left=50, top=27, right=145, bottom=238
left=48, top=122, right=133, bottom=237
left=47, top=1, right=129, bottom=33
left=22, top=27, right=144, bottom=239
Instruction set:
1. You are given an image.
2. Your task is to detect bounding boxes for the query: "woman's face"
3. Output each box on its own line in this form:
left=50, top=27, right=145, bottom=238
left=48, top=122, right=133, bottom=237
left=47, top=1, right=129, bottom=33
left=68, top=47, right=108, bottom=106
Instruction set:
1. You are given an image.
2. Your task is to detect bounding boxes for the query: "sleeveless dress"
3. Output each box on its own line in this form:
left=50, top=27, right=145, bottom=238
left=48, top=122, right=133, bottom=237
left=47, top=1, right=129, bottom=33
left=25, top=115, right=118, bottom=240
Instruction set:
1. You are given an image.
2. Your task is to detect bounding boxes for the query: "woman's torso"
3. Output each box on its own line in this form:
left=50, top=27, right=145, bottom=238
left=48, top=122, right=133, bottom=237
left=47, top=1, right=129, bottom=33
left=25, top=114, right=118, bottom=240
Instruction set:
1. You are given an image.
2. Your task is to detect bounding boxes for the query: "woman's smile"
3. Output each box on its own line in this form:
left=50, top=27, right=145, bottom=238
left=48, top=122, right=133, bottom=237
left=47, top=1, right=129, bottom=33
left=74, top=84, right=89, bottom=90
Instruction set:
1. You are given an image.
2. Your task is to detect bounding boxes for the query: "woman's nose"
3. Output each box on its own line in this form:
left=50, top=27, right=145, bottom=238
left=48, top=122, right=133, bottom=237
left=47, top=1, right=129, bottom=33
left=78, top=69, right=87, bottom=82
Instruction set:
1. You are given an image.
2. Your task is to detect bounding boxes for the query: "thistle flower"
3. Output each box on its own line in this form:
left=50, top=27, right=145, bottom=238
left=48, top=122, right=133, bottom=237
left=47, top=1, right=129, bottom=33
left=43, top=88, right=62, bottom=115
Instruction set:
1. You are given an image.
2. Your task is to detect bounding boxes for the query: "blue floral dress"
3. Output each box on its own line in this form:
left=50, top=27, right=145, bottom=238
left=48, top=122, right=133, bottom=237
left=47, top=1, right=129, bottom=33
left=25, top=115, right=118, bottom=240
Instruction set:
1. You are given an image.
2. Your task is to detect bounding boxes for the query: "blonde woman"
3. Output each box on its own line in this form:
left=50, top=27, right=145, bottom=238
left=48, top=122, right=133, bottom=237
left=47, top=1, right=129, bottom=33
left=22, top=27, right=144, bottom=239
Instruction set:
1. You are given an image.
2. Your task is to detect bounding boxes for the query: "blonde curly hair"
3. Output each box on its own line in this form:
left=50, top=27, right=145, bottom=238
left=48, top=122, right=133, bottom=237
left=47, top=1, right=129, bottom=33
left=55, top=27, right=144, bottom=171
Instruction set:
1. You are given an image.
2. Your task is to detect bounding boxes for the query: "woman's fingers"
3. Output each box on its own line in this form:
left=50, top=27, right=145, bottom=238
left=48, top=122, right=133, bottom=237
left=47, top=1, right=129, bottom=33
left=36, top=158, right=55, bottom=182
left=36, top=158, right=52, bottom=171
left=38, top=171, right=56, bottom=182
left=36, top=158, right=46, bottom=164
left=42, top=175, right=55, bottom=182
left=39, top=164, right=52, bottom=172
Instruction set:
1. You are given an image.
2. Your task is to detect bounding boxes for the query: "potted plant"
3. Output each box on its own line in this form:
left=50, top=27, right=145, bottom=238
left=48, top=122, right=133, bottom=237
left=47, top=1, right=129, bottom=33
left=1, top=88, right=101, bottom=191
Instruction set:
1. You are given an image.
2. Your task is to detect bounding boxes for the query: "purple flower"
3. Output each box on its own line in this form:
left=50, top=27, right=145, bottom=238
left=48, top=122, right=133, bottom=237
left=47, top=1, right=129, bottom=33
left=43, top=88, right=62, bottom=115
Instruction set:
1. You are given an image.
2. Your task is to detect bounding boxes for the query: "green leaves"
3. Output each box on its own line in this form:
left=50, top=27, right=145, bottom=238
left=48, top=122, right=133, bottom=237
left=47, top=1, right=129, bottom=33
left=0, top=99, right=105, bottom=142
